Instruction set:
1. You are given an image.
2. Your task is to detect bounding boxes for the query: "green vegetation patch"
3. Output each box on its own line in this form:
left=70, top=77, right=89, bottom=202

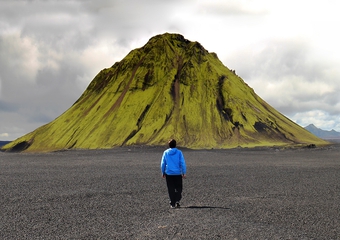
left=2, top=33, right=328, bottom=152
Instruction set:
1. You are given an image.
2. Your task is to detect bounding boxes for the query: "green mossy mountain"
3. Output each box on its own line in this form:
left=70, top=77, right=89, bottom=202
left=2, top=33, right=328, bottom=152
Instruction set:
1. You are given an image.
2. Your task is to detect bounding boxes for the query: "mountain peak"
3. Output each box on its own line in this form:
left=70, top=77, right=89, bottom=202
left=149, top=33, right=198, bottom=47
left=305, top=124, right=340, bottom=139
left=149, top=32, right=189, bottom=43
left=305, top=123, right=317, bottom=129
left=144, top=33, right=209, bottom=57
left=2, top=33, right=327, bottom=152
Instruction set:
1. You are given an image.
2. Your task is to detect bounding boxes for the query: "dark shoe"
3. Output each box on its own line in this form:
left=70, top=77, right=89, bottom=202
left=175, top=202, right=181, bottom=208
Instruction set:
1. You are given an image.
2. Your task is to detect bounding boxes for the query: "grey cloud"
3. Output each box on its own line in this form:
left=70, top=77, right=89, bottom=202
left=324, top=93, right=340, bottom=110
left=226, top=39, right=340, bottom=119
left=235, top=39, right=333, bottom=78
left=1, top=2, right=95, bottom=54
left=80, top=0, right=185, bottom=43
left=197, top=1, right=269, bottom=16
left=0, top=100, right=18, bottom=112
left=1, top=0, right=184, bottom=51
left=0, top=32, right=90, bottom=140
left=240, top=40, right=322, bottom=80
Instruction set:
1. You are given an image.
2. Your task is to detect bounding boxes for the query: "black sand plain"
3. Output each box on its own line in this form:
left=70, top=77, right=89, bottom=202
left=1, top=144, right=340, bottom=239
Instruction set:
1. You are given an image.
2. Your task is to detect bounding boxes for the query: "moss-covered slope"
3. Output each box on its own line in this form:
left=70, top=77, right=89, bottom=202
left=2, top=33, right=328, bottom=152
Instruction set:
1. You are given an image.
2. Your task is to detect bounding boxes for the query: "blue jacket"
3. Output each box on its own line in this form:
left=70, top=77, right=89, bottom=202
left=161, top=148, right=186, bottom=175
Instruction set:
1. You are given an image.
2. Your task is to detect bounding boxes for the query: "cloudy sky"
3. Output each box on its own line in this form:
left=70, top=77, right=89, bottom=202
left=1, top=0, right=340, bottom=141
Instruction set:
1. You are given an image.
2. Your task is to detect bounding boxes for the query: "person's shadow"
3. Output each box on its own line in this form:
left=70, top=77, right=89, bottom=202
left=184, top=206, right=229, bottom=210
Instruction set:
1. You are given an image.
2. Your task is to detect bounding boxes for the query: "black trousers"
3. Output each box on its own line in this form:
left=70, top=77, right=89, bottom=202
left=165, top=175, right=183, bottom=206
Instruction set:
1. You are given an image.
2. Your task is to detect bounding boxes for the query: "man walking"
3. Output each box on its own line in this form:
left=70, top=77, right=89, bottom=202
left=160, top=139, right=187, bottom=209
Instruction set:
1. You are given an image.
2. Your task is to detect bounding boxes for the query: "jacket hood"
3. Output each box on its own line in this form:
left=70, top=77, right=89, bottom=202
left=168, top=148, right=178, bottom=155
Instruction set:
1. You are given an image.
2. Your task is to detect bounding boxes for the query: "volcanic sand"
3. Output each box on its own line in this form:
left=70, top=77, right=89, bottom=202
left=1, top=145, right=339, bottom=239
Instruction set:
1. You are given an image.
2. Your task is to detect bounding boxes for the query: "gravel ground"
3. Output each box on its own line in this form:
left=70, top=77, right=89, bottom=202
left=1, top=145, right=340, bottom=239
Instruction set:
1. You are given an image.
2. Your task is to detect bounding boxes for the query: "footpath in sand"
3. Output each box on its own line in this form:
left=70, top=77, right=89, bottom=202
left=1, top=145, right=340, bottom=239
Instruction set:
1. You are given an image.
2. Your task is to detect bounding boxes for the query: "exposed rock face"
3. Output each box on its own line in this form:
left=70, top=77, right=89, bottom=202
left=2, top=33, right=327, bottom=152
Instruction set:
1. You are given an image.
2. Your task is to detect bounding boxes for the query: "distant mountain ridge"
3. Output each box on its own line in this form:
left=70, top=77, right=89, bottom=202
left=0, top=141, right=11, bottom=147
left=305, top=124, right=340, bottom=139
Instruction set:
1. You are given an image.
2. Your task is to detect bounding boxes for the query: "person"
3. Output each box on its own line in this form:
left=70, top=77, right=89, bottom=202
left=160, top=139, right=187, bottom=209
